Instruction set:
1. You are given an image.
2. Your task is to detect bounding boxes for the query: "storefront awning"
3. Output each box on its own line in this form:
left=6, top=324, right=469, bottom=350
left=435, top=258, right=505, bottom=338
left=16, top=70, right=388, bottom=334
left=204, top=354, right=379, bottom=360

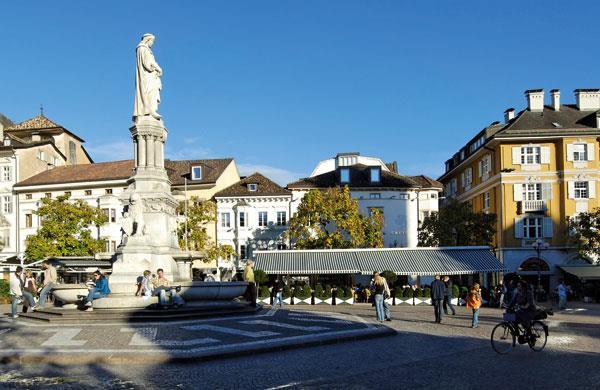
left=254, top=247, right=505, bottom=276
left=558, top=265, right=600, bottom=280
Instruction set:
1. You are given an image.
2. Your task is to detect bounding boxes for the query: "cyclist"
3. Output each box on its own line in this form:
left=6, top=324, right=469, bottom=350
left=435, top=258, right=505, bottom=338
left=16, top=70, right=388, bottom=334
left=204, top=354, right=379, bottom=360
left=514, top=280, right=536, bottom=332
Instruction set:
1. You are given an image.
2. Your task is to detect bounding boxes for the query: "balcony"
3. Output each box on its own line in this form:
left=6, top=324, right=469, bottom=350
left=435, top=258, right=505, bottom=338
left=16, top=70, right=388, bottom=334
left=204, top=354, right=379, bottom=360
left=519, top=200, right=547, bottom=213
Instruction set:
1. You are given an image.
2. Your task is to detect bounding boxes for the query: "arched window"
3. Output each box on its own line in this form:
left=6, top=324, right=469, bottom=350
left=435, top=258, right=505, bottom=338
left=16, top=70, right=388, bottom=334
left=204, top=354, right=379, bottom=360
left=518, top=257, right=550, bottom=272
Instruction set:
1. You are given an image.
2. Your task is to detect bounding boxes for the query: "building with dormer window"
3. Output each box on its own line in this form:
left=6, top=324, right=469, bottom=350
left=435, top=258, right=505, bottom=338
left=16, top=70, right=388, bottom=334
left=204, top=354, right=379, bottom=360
left=438, top=89, right=600, bottom=291
left=287, top=153, right=442, bottom=248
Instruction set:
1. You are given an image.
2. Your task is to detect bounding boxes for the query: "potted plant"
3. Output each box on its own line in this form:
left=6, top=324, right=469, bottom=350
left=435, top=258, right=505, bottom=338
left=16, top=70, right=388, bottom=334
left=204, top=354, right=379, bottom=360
left=452, top=283, right=460, bottom=306
left=413, top=288, right=424, bottom=304
left=0, top=279, right=10, bottom=304
left=294, top=284, right=312, bottom=304
left=423, top=287, right=432, bottom=305
left=315, top=283, right=332, bottom=304
left=258, top=285, right=271, bottom=304
left=283, top=285, right=292, bottom=305
left=336, top=287, right=354, bottom=305
left=459, top=286, right=468, bottom=306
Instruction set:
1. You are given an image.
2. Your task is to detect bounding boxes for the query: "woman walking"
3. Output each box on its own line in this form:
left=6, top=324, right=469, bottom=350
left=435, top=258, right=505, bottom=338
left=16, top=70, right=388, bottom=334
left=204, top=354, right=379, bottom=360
left=372, top=273, right=388, bottom=322
left=466, top=282, right=482, bottom=328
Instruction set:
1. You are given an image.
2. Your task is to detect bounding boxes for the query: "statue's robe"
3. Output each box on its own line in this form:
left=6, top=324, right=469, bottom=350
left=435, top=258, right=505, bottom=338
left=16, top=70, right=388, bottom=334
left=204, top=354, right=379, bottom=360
left=133, top=43, right=161, bottom=118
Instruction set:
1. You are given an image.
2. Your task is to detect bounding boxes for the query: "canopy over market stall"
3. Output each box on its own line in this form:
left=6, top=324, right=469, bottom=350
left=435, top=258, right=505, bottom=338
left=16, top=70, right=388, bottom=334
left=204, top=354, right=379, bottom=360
left=253, top=247, right=505, bottom=276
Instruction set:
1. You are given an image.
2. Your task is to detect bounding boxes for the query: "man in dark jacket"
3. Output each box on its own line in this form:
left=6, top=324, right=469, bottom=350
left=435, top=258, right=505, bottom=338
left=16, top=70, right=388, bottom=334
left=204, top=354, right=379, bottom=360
left=443, top=276, right=456, bottom=315
left=431, top=275, right=446, bottom=323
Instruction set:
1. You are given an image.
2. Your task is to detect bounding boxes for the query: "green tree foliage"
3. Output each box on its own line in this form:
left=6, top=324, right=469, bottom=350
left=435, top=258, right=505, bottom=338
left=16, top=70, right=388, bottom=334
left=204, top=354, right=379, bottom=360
left=258, top=285, right=271, bottom=298
left=418, top=199, right=496, bottom=247
left=25, top=195, right=108, bottom=261
left=381, top=270, right=398, bottom=286
left=254, top=269, right=268, bottom=285
left=567, top=208, right=600, bottom=261
left=286, top=186, right=384, bottom=249
left=177, top=197, right=236, bottom=261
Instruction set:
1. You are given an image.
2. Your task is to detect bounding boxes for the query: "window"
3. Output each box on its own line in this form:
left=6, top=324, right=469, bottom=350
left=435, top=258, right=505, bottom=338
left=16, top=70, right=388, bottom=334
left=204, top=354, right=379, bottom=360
left=340, top=168, right=350, bottom=183
left=2, top=166, right=11, bottom=181
left=239, top=212, right=246, bottom=227
left=573, top=144, right=587, bottom=162
left=465, top=168, right=472, bottom=187
left=191, top=166, right=202, bottom=180
left=25, top=213, right=33, bottom=228
left=523, top=183, right=542, bottom=201
left=480, top=157, right=489, bottom=176
left=105, top=189, right=113, bottom=195
left=521, top=146, right=541, bottom=165
left=277, top=211, right=287, bottom=226
left=25, top=194, right=32, bottom=200
left=277, top=243, right=287, bottom=250
left=2, top=231, right=9, bottom=247
left=110, top=209, right=117, bottom=223
left=369, top=193, right=381, bottom=199
left=248, top=183, right=258, bottom=192
left=220, top=212, right=231, bottom=228
left=69, top=141, right=77, bottom=164
left=258, top=211, right=268, bottom=227
left=523, top=217, right=542, bottom=238
left=44, top=193, right=51, bottom=199
left=2, top=196, right=12, bottom=214
left=483, top=192, right=490, bottom=209
left=85, top=190, right=92, bottom=196
left=574, top=182, right=589, bottom=199
left=3, top=138, right=10, bottom=146
left=37, top=151, right=46, bottom=161
left=240, top=245, right=247, bottom=260
left=53, top=157, right=60, bottom=166
left=370, top=167, right=380, bottom=183
left=64, top=191, right=71, bottom=197
left=102, top=208, right=109, bottom=220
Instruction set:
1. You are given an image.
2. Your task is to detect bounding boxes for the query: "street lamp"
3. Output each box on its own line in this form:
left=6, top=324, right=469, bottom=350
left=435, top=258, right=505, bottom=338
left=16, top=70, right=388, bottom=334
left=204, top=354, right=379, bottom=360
left=532, top=239, right=549, bottom=301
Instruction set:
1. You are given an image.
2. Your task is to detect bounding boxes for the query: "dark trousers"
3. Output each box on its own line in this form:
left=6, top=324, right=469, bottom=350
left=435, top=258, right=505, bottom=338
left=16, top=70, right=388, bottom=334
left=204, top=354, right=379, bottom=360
left=443, top=295, right=455, bottom=315
left=246, top=282, right=257, bottom=307
left=432, top=299, right=443, bottom=323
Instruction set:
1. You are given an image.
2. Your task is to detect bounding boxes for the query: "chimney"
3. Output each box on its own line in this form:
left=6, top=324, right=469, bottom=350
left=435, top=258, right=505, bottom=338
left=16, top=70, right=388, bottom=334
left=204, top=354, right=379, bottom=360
left=525, top=89, right=544, bottom=111
left=574, top=89, right=600, bottom=111
left=504, top=108, right=515, bottom=123
left=551, top=89, right=560, bottom=111
left=31, top=132, right=41, bottom=142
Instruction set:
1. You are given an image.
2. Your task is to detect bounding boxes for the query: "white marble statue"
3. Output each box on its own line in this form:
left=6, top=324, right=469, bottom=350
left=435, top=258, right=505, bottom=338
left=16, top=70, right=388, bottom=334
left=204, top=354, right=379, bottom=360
left=133, top=33, right=163, bottom=120
left=129, top=193, right=146, bottom=237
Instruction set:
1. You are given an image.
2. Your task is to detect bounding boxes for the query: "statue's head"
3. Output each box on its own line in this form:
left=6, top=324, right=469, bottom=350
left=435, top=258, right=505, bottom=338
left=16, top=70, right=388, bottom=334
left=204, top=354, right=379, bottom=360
left=130, top=193, right=141, bottom=204
left=141, top=33, right=155, bottom=46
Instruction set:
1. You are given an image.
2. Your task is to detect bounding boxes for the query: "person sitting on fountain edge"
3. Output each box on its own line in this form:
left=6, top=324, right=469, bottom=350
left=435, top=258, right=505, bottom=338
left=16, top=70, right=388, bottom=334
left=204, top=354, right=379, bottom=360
left=82, top=270, right=111, bottom=309
left=152, top=268, right=184, bottom=308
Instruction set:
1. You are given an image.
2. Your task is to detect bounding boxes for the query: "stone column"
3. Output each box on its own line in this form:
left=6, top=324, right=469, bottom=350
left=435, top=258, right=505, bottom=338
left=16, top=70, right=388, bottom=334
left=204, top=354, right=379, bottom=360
left=138, top=135, right=146, bottom=167
left=154, top=137, right=162, bottom=168
left=133, top=139, right=138, bottom=167
left=147, top=135, right=155, bottom=167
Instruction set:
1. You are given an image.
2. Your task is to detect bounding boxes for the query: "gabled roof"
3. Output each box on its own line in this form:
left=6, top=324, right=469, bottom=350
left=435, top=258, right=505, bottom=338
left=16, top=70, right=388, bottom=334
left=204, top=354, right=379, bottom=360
left=5, top=114, right=85, bottom=142
left=287, top=164, right=420, bottom=190
left=166, top=158, right=234, bottom=186
left=408, top=175, right=443, bottom=190
left=496, top=104, right=600, bottom=137
left=14, top=158, right=235, bottom=188
left=0, top=113, right=14, bottom=128
left=215, top=172, right=291, bottom=197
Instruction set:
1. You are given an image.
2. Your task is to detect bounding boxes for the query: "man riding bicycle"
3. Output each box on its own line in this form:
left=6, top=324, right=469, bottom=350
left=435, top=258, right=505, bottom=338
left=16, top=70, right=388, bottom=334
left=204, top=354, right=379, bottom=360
left=512, top=280, right=536, bottom=332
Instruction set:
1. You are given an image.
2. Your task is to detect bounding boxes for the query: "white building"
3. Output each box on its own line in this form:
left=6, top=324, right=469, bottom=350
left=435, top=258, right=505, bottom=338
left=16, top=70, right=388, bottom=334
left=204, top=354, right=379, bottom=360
left=215, top=173, right=292, bottom=269
left=287, top=153, right=442, bottom=248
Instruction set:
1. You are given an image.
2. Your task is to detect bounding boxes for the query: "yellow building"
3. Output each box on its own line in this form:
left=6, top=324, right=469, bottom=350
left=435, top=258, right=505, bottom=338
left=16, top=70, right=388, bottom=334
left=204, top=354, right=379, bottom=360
left=439, top=89, right=600, bottom=291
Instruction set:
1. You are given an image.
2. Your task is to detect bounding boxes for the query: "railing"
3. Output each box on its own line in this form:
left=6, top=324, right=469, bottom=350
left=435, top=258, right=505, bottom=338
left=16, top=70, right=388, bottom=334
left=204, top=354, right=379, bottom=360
left=521, top=200, right=546, bottom=213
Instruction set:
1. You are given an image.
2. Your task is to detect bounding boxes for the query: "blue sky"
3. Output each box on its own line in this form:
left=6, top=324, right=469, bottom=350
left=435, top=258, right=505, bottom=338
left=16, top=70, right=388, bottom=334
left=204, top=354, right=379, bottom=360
left=1, top=1, right=599, bottom=184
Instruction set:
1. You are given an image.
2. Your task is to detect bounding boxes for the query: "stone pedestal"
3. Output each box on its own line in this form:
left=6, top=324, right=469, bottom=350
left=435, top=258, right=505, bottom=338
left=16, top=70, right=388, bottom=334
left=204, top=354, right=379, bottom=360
left=109, top=117, right=186, bottom=294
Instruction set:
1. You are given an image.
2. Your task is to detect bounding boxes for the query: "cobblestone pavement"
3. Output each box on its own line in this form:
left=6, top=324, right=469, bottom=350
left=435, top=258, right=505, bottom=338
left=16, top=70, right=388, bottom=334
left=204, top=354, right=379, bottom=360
left=1, top=303, right=599, bottom=389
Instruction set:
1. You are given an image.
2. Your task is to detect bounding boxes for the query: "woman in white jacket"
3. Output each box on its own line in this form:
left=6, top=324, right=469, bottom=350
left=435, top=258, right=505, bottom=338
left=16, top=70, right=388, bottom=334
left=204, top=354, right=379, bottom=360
left=9, top=266, right=35, bottom=318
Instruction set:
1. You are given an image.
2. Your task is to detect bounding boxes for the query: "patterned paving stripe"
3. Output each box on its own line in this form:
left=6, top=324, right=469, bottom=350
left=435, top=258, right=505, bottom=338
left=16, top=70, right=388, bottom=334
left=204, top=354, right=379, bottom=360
left=121, top=327, right=220, bottom=346
left=181, top=324, right=279, bottom=338
left=240, top=320, right=328, bottom=331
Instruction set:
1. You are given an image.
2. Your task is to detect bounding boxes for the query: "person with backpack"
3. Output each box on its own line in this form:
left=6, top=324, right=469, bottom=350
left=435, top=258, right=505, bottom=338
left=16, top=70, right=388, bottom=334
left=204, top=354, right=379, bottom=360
left=466, top=283, right=482, bottom=328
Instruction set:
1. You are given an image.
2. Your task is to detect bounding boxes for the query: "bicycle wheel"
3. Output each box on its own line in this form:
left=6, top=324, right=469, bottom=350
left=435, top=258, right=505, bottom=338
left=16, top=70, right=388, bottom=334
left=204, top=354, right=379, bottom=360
left=491, top=322, right=515, bottom=354
left=528, top=321, right=548, bottom=352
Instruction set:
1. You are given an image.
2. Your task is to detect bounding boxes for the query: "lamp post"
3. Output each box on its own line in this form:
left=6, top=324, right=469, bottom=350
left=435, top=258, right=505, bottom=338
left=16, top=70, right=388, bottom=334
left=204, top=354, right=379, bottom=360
left=532, top=239, right=549, bottom=301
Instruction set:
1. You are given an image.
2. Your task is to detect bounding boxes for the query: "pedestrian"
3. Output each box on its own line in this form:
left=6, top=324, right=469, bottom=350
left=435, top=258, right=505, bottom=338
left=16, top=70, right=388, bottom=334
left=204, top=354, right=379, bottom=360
left=273, top=277, right=284, bottom=309
left=9, top=266, right=36, bottom=318
left=152, top=268, right=184, bottom=307
left=37, top=260, right=57, bottom=310
left=371, top=272, right=392, bottom=321
left=498, top=279, right=507, bottom=308
left=82, top=270, right=111, bottom=309
left=22, top=269, right=38, bottom=313
left=431, top=275, right=445, bottom=323
left=442, top=276, right=456, bottom=315
left=243, top=261, right=257, bottom=307
left=466, top=282, right=482, bottom=328
left=557, top=280, right=567, bottom=310
left=372, top=273, right=388, bottom=322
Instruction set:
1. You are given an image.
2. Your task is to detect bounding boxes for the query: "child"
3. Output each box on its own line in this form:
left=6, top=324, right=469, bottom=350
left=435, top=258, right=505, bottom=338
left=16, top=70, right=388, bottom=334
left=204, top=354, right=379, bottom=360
left=466, top=283, right=482, bottom=328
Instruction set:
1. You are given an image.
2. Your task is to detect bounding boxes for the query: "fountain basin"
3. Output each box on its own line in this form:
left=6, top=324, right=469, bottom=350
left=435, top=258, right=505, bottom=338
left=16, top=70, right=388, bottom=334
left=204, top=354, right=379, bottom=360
left=52, top=284, right=89, bottom=305
left=179, top=281, right=248, bottom=301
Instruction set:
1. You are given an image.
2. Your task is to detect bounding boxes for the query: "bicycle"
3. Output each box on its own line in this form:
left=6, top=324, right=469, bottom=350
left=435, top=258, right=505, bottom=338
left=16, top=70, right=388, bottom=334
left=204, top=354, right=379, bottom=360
left=491, top=305, right=553, bottom=354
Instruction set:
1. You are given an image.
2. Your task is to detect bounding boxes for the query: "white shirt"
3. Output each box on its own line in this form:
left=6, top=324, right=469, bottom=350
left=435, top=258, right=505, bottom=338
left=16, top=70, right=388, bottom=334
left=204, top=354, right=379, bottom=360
left=9, top=273, right=22, bottom=296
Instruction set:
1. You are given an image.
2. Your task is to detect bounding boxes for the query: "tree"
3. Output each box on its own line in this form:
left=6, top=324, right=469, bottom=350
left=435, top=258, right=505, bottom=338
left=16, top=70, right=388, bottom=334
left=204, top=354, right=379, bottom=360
left=25, top=195, right=108, bottom=261
left=286, top=186, right=384, bottom=249
left=176, top=197, right=236, bottom=261
left=567, top=208, right=600, bottom=262
left=418, top=199, right=496, bottom=247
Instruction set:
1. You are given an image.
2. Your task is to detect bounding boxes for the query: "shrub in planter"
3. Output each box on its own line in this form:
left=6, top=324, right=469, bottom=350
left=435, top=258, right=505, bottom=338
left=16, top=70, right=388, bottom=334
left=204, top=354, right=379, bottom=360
left=258, top=285, right=271, bottom=298
left=283, top=285, right=292, bottom=299
left=342, top=287, right=353, bottom=299
left=452, top=284, right=460, bottom=298
left=460, top=286, right=468, bottom=301
left=424, top=288, right=431, bottom=298
left=402, top=287, right=413, bottom=298
left=382, top=270, right=397, bottom=286
left=254, top=269, right=268, bottom=285
left=0, top=279, right=10, bottom=304
left=295, top=285, right=312, bottom=300
left=414, top=288, right=423, bottom=298
left=394, top=287, right=403, bottom=298
left=322, top=284, right=332, bottom=299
